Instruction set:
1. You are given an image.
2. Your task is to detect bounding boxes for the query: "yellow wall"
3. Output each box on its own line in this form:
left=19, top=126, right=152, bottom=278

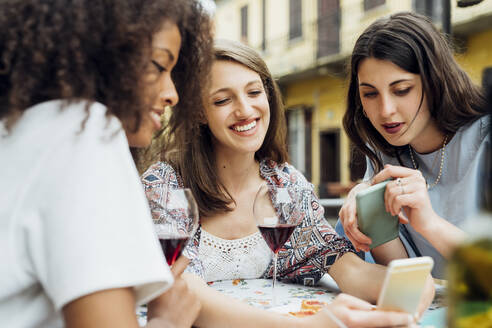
left=456, top=29, right=492, bottom=84
left=285, top=74, right=349, bottom=188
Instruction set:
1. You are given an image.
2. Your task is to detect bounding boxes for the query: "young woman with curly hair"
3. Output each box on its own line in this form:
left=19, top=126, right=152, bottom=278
left=142, top=39, right=426, bottom=328
left=0, top=0, right=212, bottom=327
left=337, top=12, right=490, bottom=278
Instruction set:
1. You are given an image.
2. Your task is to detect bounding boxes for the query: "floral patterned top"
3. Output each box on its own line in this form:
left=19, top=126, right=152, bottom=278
left=141, top=159, right=356, bottom=285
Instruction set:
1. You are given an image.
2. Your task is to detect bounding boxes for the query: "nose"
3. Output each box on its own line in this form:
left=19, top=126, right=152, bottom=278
left=158, top=75, right=179, bottom=108
left=379, top=93, right=397, bottom=118
left=234, top=95, right=254, bottom=118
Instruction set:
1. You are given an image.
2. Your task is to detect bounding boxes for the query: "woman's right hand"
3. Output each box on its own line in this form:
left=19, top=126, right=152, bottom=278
left=305, top=294, right=415, bottom=328
left=338, top=182, right=372, bottom=252
left=146, top=256, right=201, bottom=328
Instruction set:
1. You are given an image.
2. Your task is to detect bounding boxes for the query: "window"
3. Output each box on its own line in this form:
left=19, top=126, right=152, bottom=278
left=289, top=0, right=302, bottom=40
left=240, top=5, right=248, bottom=43
left=319, top=130, right=340, bottom=198
left=363, top=0, right=385, bottom=11
left=317, top=0, right=340, bottom=58
left=413, top=0, right=442, bottom=22
left=287, top=108, right=312, bottom=181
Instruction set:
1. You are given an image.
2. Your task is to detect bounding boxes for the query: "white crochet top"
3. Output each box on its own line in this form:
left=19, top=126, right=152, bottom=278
left=199, top=229, right=273, bottom=282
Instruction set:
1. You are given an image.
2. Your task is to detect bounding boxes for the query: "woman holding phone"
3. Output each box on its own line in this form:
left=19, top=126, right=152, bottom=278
left=338, top=12, right=490, bottom=278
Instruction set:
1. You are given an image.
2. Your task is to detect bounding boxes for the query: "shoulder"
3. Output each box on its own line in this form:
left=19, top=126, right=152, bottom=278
left=141, top=161, right=184, bottom=189
left=478, top=114, right=491, bottom=142
left=260, top=159, right=312, bottom=189
left=44, top=99, right=120, bottom=134
left=455, top=114, right=491, bottom=150
left=4, top=99, right=121, bottom=145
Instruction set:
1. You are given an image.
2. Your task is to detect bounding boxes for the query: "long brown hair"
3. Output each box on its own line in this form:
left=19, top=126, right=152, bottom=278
left=343, top=12, right=488, bottom=172
left=0, top=0, right=212, bottom=137
left=165, top=39, right=288, bottom=217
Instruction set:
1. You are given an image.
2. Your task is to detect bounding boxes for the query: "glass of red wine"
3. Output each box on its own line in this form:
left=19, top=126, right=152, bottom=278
left=253, top=184, right=305, bottom=306
left=154, top=188, right=199, bottom=266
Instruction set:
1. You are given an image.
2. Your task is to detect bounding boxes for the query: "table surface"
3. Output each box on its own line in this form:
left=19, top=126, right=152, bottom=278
left=137, top=277, right=447, bottom=327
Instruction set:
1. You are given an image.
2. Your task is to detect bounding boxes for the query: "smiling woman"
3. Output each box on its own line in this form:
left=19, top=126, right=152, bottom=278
left=337, top=11, right=490, bottom=279
left=0, top=0, right=212, bottom=327
left=205, top=60, right=271, bottom=156
left=126, top=21, right=181, bottom=147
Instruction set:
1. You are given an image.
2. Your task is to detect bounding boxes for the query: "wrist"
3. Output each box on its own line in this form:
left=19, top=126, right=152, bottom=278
left=414, top=212, right=441, bottom=237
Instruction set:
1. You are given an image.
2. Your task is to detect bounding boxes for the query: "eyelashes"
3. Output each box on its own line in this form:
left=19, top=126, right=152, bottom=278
left=394, top=87, right=412, bottom=96
left=361, top=87, right=413, bottom=99
left=151, top=60, right=166, bottom=73
left=212, top=89, right=264, bottom=106
left=214, top=98, right=229, bottom=106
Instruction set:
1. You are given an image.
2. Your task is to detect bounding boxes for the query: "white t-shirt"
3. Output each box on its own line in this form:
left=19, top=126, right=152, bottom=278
left=0, top=100, right=173, bottom=327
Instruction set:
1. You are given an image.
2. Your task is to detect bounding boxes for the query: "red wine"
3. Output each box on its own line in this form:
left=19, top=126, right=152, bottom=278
left=258, top=224, right=296, bottom=253
left=159, top=237, right=189, bottom=265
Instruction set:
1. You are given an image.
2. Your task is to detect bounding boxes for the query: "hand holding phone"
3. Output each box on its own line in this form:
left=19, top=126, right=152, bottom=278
left=377, top=257, right=434, bottom=317
left=356, top=180, right=399, bottom=249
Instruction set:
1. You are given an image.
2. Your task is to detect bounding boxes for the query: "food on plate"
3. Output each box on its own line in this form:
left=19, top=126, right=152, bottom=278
left=288, top=300, right=328, bottom=317
left=288, top=309, right=316, bottom=317
left=301, top=300, right=328, bottom=311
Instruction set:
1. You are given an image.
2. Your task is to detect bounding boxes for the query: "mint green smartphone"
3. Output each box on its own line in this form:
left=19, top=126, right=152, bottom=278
left=356, top=180, right=399, bottom=249
left=377, top=257, right=434, bottom=317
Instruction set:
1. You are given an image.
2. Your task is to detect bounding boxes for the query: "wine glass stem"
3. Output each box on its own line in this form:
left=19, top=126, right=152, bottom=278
left=272, top=251, right=278, bottom=307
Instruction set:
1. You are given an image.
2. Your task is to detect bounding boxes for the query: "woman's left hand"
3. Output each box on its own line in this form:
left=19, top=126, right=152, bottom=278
left=372, top=164, right=438, bottom=234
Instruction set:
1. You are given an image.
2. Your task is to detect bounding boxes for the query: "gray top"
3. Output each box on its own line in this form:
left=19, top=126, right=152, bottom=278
left=364, top=115, right=490, bottom=278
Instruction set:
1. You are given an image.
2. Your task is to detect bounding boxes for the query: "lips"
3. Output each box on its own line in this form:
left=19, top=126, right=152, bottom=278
left=382, top=122, right=404, bottom=134
left=229, top=118, right=259, bottom=135
left=149, top=108, right=164, bottom=130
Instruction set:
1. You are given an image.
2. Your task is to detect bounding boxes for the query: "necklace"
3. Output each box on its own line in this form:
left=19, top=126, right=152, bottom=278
left=409, top=135, right=448, bottom=190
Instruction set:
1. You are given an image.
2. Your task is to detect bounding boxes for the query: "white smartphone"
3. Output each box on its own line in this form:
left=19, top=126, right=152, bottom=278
left=377, top=257, right=434, bottom=317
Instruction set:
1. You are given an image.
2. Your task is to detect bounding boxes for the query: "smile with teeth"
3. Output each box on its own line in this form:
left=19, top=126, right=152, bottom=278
left=384, top=123, right=400, bottom=128
left=231, top=120, right=257, bottom=132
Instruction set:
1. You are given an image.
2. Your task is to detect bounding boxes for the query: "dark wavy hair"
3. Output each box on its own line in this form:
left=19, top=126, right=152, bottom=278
left=165, top=39, right=288, bottom=217
left=343, top=12, right=488, bottom=172
left=0, top=0, right=212, bottom=136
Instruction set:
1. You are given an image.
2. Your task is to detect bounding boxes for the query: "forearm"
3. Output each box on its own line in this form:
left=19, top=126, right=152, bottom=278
left=328, top=252, right=386, bottom=303
left=416, top=214, right=466, bottom=258
left=371, top=238, right=409, bottom=266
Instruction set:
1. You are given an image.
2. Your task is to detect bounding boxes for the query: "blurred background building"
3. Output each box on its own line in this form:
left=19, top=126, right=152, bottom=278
left=211, top=0, right=492, bottom=208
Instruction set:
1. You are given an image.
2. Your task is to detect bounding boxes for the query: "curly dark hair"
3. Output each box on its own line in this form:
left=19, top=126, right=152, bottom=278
left=0, top=0, right=213, bottom=135
left=343, top=12, right=488, bottom=172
